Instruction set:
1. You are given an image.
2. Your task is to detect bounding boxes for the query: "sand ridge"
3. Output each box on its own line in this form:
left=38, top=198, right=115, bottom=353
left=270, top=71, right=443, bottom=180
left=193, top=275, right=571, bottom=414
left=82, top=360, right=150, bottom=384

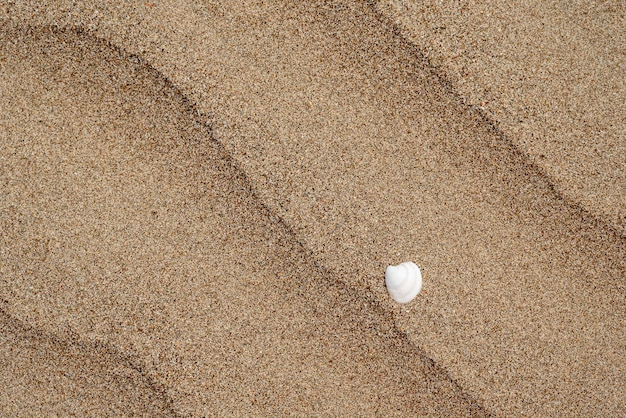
left=375, top=0, right=626, bottom=236
left=2, top=1, right=625, bottom=416
left=0, top=24, right=486, bottom=416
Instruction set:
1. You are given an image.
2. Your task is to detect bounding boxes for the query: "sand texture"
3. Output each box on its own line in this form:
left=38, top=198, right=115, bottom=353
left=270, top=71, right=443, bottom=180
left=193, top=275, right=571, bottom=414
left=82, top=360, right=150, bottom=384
left=1, top=1, right=624, bottom=416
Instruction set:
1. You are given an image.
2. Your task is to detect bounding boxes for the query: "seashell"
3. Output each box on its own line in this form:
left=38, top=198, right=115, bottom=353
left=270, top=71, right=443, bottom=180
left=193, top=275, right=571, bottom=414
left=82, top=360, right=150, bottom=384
left=385, top=262, right=422, bottom=304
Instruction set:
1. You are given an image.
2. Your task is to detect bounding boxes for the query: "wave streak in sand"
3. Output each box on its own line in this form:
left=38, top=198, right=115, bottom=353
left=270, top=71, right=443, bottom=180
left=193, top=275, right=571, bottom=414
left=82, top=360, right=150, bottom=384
left=0, top=25, right=485, bottom=416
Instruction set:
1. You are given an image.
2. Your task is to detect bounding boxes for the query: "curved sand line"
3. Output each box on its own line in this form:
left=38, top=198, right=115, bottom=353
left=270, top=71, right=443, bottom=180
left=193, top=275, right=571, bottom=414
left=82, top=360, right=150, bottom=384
left=0, top=308, right=177, bottom=416
left=0, top=25, right=485, bottom=416
left=370, top=1, right=626, bottom=241
left=372, top=0, right=626, bottom=236
left=3, top=1, right=626, bottom=416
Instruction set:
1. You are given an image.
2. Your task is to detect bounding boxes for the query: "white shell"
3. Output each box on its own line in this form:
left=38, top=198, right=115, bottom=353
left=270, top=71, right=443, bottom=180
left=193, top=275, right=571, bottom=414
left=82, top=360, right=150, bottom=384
left=385, top=262, right=422, bottom=304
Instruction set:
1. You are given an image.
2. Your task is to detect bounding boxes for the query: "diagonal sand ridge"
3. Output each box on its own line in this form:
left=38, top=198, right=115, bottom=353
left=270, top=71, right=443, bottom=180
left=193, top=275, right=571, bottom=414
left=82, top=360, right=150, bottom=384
left=0, top=26, right=484, bottom=416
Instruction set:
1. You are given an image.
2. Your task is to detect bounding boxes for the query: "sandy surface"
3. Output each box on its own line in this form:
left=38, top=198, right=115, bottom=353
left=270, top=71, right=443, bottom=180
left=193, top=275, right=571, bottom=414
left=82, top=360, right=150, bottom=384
left=1, top=1, right=624, bottom=416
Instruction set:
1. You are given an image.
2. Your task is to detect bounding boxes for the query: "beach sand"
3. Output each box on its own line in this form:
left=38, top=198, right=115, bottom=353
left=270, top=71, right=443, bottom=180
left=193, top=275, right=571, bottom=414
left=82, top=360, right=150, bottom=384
left=1, top=1, right=624, bottom=416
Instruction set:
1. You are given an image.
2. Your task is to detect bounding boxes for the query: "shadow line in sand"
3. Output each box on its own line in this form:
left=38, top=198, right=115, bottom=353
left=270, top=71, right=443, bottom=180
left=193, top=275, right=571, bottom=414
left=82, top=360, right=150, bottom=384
left=0, top=304, right=178, bottom=416
left=363, top=1, right=626, bottom=243
left=0, top=23, right=488, bottom=416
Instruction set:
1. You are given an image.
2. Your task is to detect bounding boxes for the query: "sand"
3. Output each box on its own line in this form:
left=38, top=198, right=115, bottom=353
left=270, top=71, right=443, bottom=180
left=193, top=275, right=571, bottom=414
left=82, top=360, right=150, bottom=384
left=1, top=1, right=624, bottom=416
